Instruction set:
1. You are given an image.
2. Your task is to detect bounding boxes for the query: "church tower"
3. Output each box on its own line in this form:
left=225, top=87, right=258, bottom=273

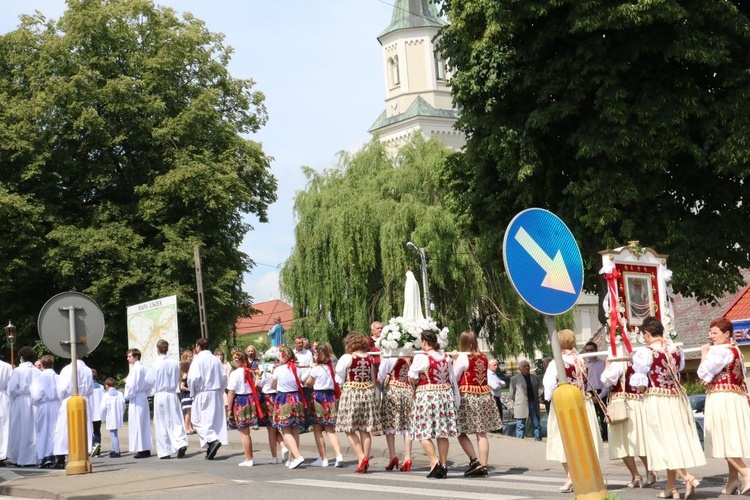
left=369, top=0, right=465, bottom=151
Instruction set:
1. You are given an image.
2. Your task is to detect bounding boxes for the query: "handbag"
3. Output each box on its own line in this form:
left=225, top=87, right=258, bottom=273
left=606, top=397, right=629, bottom=424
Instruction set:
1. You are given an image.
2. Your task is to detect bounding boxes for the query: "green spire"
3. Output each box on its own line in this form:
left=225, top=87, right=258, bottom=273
left=379, top=0, right=448, bottom=38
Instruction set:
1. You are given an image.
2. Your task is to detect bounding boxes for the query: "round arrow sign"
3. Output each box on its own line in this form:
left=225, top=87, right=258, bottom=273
left=503, top=208, right=583, bottom=315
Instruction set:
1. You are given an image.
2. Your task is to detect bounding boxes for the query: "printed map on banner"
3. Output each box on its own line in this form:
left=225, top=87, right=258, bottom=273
left=127, top=295, right=179, bottom=367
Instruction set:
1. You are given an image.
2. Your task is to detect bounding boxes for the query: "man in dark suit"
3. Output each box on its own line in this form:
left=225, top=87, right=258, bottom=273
left=509, top=360, right=542, bottom=441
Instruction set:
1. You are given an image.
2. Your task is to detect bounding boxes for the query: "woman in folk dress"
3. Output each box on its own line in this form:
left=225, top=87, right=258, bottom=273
left=631, top=316, right=705, bottom=499
left=378, top=350, right=414, bottom=472
left=335, top=332, right=380, bottom=473
left=271, top=346, right=307, bottom=469
left=226, top=351, right=263, bottom=467
left=600, top=345, right=653, bottom=488
left=454, top=330, right=502, bottom=477
left=543, top=329, right=603, bottom=493
left=409, top=329, right=458, bottom=479
left=697, top=317, right=750, bottom=495
left=257, top=361, right=288, bottom=464
left=305, top=342, right=344, bottom=468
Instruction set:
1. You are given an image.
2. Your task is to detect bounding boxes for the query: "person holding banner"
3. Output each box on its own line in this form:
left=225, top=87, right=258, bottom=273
left=697, top=317, right=750, bottom=495
left=305, top=343, right=344, bottom=467
left=378, top=351, right=415, bottom=472
left=631, top=316, right=705, bottom=499
left=543, top=329, right=603, bottom=493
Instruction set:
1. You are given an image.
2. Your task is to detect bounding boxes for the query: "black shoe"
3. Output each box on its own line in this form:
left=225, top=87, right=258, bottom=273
left=177, top=446, right=187, bottom=458
left=109, top=452, right=121, bottom=458
left=473, top=466, right=489, bottom=477
left=206, top=440, right=221, bottom=460
left=427, top=462, right=442, bottom=478
left=134, top=451, right=151, bottom=459
left=39, top=456, right=54, bottom=469
left=436, top=463, right=448, bottom=479
left=53, top=457, right=66, bottom=469
left=464, top=458, right=481, bottom=476
left=160, top=455, right=171, bottom=459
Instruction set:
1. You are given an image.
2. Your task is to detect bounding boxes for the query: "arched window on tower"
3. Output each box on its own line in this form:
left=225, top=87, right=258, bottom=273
left=435, top=52, right=446, bottom=81
left=389, top=56, right=400, bottom=87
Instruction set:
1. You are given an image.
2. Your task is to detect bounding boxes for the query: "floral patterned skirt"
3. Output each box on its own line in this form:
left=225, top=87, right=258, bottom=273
left=228, top=394, right=258, bottom=430
left=310, top=389, right=338, bottom=426
left=409, top=385, right=458, bottom=441
left=382, top=383, right=414, bottom=433
left=457, top=391, right=503, bottom=434
left=273, top=391, right=306, bottom=429
left=258, top=392, right=275, bottom=427
left=335, top=385, right=380, bottom=433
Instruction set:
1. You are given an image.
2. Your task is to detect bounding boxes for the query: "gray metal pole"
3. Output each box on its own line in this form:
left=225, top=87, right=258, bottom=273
left=545, top=315, right=567, bottom=385
left=61, top=305, right=79, bottom=396
left=419, top=247, right=430, bottom=319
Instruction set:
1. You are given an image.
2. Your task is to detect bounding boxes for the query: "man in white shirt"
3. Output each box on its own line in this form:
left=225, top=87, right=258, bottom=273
left=293, top=336, right=314, bottom=431
left=53, top=357, right=94, bottom=469
left=187, top=338, right=228, bottom=459
left=147, top=340, right=189, bottom=459
left=487, top=358, right=506, bottom=420
left=125, top=348, right=153, bottom=458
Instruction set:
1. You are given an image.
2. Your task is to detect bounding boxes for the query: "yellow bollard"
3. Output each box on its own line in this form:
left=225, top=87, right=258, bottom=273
left=65, top=395, right=92, bottom=475
left=552, top=383, right=607, bottom=499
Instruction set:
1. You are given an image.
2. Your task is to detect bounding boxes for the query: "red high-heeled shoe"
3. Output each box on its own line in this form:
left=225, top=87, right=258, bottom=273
left=386, top=456, right=399, bottom=471
left=400, top=459, right=412, bottom=472
left=356, top=456, right=370, bottom=473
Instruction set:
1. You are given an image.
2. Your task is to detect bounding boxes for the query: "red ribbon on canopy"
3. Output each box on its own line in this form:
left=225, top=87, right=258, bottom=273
left=603, top=267, right=632, bottom=355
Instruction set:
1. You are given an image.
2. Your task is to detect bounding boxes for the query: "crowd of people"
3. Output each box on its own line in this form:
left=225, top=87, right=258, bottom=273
left=544, top=315, right=750, bottom=499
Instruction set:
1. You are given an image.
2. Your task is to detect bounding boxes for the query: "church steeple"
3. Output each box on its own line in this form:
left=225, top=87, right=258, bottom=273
left=369, top=0, right=464, bottom=152
left=379, top=0, right=447, bottom=39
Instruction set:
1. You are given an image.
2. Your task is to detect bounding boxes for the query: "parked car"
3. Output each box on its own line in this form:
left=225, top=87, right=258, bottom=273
left=688, top=394, right=706, bottom=449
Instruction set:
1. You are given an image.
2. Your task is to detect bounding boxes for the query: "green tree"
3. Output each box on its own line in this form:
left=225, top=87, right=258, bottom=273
left=0, top=0, right=276, bottom=376
left=280, top=136, right=547, bottom=357
left=437, top=0, right=750, bottom=302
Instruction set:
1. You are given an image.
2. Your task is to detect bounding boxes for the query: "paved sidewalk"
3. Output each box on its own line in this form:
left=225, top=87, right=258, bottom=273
left=0, top=426, right=731, bottom=498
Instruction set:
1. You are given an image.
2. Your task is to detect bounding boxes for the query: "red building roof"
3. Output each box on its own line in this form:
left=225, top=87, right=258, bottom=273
left=722, top=284, right=750, bottom=321
left=235, top=299, right=294, bottom=335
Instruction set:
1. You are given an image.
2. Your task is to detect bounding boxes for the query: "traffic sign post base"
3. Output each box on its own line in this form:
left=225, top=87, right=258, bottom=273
left=65, top=395, right=92, bottom=475
left=552, top=383, right=606, bottom=499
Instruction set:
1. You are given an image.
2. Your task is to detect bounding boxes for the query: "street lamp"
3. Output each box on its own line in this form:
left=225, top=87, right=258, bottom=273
left=406, top=241, right=432, bottom=318
left=4, top=321, right=15, bottom=367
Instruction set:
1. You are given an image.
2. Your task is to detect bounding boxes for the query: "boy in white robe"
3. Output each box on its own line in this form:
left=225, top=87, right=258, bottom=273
left=53, top=358, right=94, bottom=469
left=90, top=369, right=104, bottom=457
left=8, top=347, right=40, bottom=466
left=124, top=348, right=153, bottom=458
left=187, top=338, right=228, bottom=459
left=146, top=340, right=189, bottom=459
left=30, top=355, right=60, bottom=468
left=100, top=378, right=125, bottom=457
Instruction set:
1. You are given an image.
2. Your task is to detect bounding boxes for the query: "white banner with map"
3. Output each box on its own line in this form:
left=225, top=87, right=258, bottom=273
left=127, top=295, right=179, bottom=367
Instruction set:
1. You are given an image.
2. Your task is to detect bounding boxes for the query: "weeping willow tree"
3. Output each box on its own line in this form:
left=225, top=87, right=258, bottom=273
left=280, top=135, right=548, bottom=355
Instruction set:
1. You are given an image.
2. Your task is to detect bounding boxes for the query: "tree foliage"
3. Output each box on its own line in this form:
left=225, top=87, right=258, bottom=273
left=280, top=136, right=548, bottom=357
left=437, top=0, right=750, bottom=303
left=0, top=0, right=276, bottom=376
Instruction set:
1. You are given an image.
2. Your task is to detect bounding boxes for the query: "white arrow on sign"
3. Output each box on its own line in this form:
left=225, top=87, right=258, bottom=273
left=514, top=227, right=575, bottom=294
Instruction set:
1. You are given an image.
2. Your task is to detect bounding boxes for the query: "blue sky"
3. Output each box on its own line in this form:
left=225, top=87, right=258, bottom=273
left=1, top=0, right=394, bottom=304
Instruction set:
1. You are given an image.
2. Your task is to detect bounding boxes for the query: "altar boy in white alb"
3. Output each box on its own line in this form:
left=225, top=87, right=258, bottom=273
left=53, top=357, right=94, bottom=469
left=187, top=338, right=228, bottom=460
left=30, top=355, right=60, bottom=468
left=124, top=348, right=153, bottom=459
left=8, top=347, right=40, bottom=466
left=0, top=357, right=11, bottom=464
left=147, top=340, right=189, bottom=459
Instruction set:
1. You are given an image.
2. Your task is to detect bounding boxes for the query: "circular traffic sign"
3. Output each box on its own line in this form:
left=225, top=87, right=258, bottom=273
left=38, top=291, right=105, bottom=358
left=503, top=208, right=583, bottom=315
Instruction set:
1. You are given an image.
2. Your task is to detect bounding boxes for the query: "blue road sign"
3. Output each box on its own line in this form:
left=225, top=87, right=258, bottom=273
left=503, top=208, right=583, bottom=316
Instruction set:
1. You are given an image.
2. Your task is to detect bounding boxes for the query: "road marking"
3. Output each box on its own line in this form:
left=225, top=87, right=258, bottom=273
left=341, top=472, right=558, bottom=493
left=514, top=226, right=575, bottom=293
left=270, top=478, right=528, bottom=499
left=231, top=480, right=253, bottom=484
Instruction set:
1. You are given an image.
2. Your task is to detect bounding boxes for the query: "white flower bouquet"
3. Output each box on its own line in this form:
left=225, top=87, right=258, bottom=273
left=262, top=346, right=280, bottom=363
left=375, top=316, right=449, bottom=351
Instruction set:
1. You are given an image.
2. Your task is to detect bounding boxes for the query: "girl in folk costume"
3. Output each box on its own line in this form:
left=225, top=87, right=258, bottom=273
left=335, top=331, right=380, bottom=473
left=271, top=346, right=307, bottom=469
left=378, top=351, right=415, bottom=472
left=631, top=316, right=705, bottom=500
left=697, top=317, right=750, bottom=495
left=408, top=329, right=459, bottom=479
left=454, top=330, right=502, bottom=477
left=257, top=360, right=289, bottom=464
left=226, top=351, right=264, bottom=467
left=305, top=342, right=344, bottom=467
left=600, top=343, right=653, bottom=488
left=543, top=329, right=603, bottom=493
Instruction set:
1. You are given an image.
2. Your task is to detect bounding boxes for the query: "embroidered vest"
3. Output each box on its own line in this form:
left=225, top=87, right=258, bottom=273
left=389, top=358, right=411, bottom=387
left=459, top=354, right=490, bottom=394
left=346, top=355, right=373, bottom=383
left=610, top=362, right=641, bottom=401
left=563, top=355, right=586, bottom=393
left=417, top=354, right=451, bottom=387
left=707, top=346, right=746, bottom=395
left=646, top=346, right=682, bottom=396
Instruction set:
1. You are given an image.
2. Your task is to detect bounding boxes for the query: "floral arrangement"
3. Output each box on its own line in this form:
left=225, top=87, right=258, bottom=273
left=374, top=317, right=449, bottom=351
left=262, top=346, right=280, bottom=363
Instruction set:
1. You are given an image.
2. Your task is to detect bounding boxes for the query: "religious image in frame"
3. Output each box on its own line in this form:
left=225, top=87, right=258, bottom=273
left=624, top=272, right=655, bottom=326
